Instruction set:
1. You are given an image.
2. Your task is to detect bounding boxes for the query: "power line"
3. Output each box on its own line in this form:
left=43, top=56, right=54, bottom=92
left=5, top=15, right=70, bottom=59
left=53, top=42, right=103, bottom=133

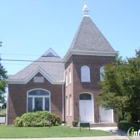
left=1, top=53, right=65, bottom=58
left=1, top=59, right=64, bottom=63
left=1, top=53, right=41, bottom=57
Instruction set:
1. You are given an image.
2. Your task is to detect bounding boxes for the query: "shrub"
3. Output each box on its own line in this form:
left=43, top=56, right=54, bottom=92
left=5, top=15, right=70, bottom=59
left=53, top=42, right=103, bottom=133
left=72, top=120, right=78, bottom=127
left=14, top=111, right=61, bottom=127
left=14, top=117, right=22, bottom=127
left=0, top=109, right=6, bottom=117
left=118, top=122, right=140, bottom=132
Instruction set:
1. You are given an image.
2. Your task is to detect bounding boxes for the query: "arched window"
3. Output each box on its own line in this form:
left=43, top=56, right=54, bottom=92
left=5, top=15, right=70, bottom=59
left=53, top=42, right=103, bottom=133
left=81, top=66, right=90, bottom=82
left=27, top=89, right=51, bottom=112
left=79, top=93, right=91, bottom=100
left=100, top=66, right=104, bottom=81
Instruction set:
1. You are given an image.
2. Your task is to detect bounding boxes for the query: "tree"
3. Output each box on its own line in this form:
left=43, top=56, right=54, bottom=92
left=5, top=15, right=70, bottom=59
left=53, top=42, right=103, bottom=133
left=0, top=63, right=7, bottom=104
left=97, top=50, right=140, bottom=122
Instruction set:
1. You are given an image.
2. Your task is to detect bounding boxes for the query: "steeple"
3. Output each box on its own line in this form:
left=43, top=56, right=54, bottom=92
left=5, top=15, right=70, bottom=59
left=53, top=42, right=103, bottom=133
left=63, top=3, right=118, bottom=62
left=82, top=2, right=89, bottom=17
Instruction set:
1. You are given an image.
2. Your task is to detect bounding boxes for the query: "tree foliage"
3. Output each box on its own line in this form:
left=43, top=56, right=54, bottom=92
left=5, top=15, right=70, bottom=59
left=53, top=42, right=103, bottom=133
left=97, top=50, right=140, bottom=122
left=0, top=63, right=7, bottom=103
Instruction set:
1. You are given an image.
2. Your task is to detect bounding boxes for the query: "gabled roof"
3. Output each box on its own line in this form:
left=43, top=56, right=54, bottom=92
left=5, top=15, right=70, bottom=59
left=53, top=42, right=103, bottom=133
left=69, top=16, right=114, bottom=52
left=7, top=48, right=64, bottom=84
left=42, top=48, right=60, bottom=57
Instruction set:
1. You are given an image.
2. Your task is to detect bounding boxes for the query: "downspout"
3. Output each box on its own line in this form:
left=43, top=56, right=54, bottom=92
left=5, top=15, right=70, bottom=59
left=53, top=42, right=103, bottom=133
left=62, top=82, right=65, bottom=123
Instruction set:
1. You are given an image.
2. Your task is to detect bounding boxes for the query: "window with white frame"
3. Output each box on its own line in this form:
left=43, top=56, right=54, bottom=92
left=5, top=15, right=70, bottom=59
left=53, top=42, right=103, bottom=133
left=81, top=65, right=90, bottom=82
left=100, top=66, right=104, bottom=81
left=66, top=72, right=68, bottom=86
left=27, top=89, right=50, bottom=112
left=69, top=68, right=71, bottom=84
left=69, top=94, right=72, bottom=116
left=66, top=96, right=68, bottom=116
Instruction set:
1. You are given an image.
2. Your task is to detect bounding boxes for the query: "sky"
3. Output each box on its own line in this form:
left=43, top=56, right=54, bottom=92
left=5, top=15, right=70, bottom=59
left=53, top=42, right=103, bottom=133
left=0, top=0, right=140, bottom=76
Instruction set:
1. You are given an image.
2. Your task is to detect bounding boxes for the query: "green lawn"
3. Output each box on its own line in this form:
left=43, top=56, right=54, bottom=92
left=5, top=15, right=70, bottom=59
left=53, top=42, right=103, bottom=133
left=0, top=124, right=115, bottom=138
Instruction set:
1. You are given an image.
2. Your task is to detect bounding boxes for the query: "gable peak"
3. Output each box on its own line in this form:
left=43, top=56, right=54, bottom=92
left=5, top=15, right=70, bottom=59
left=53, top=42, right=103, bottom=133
left=82, top=2, right=89, bottom=17
left=42, top=48, right=60, bottom=57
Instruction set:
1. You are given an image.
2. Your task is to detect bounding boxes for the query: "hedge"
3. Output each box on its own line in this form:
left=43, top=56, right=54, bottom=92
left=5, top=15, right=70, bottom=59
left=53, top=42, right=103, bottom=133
left=14, top=111, right=61, bottom=127
left=118, top=121, right=140, bottom=132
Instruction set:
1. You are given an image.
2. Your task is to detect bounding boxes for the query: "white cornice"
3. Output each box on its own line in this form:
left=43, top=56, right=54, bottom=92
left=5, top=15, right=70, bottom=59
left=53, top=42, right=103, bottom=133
left=63, top=49, right=118, bottom=62
left=7, top=67, right=65, bottom=85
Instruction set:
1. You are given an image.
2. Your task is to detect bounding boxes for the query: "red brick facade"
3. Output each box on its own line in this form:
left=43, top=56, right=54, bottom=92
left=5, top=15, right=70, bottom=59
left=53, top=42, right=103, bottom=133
left=7, top=72, right=63, bottom=124
left=65, top=55, right=118, bottom=125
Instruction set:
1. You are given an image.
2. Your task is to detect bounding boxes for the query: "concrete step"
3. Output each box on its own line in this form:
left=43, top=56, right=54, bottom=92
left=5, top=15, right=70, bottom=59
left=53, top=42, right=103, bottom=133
left=90, top=123, right=117, bottom=127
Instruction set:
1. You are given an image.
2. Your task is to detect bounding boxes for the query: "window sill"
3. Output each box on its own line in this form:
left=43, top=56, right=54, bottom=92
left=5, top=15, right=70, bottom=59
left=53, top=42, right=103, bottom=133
left=81, top=81, right=91, bottom=83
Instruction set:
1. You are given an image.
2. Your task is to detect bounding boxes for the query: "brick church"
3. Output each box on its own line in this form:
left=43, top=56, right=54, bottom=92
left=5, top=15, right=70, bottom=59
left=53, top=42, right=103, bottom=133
left=7, top=3, right=118, bottom=125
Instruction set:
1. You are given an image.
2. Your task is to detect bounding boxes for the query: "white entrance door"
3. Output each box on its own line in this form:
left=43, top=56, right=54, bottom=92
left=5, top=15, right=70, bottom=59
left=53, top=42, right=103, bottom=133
left=79, top=93, right=94, bottom=122
left=99, top=107, right=114, bottom=122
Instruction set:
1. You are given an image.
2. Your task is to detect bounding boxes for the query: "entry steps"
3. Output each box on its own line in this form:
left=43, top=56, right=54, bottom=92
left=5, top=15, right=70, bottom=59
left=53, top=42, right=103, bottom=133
left=90, top=122, right=117, bottom=127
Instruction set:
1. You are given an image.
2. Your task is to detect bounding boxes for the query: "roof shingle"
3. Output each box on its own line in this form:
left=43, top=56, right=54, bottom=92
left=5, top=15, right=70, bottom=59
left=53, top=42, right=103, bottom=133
left=69, top=16, right=115, bottom=52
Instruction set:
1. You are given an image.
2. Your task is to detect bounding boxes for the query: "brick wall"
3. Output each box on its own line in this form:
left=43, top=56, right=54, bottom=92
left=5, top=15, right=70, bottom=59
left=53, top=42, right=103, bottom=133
left=65, top=55, right=117, bottom=125
left=7, top=72, right=63, bottom=124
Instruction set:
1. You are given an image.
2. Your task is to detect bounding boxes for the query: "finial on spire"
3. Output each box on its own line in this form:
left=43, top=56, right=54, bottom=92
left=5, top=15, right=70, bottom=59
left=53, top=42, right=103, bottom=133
left=82, top=2, right=89, bottom=17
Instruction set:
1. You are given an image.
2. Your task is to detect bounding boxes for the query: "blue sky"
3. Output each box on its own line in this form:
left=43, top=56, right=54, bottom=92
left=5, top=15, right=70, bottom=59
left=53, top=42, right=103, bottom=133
left=0, top=0, right=140, bottom=75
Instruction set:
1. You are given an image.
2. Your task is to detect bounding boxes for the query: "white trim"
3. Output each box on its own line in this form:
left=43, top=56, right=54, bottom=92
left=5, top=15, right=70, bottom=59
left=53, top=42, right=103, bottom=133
left=7, top=67, right=65, bottom=84
left=42, top=48, right=60, bottom=57
left=63, top=50, right=118, bottom=62
left=61, top=83, right=65, bottom=121
left=26, top=88, right=51, bottom=112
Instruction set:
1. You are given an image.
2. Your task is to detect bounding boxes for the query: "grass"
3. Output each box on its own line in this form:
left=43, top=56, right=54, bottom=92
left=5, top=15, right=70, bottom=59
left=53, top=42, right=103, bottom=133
left=0, top=124, right=115, bottom=138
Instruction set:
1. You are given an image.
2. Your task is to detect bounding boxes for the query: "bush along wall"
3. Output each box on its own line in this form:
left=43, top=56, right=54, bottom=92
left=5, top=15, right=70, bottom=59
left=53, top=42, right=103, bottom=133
left=118, top=122, right=140, bottom=132
left=14, top=111, right=61, bottom=127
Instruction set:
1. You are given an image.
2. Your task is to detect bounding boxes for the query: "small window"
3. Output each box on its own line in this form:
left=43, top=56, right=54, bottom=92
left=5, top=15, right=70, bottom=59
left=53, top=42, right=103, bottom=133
left=81, top=66, right=90, bottom=82
left=100, top=66, right=104, bottom=81
left=66, top=96, right=68, bottom=116
left=69, top=68, right=71, bottom=84
left=79, top=93, right=91, bottom=100
left=66, top=72, right=68, bottom=86
left=69, top=94, right=72, bottom=116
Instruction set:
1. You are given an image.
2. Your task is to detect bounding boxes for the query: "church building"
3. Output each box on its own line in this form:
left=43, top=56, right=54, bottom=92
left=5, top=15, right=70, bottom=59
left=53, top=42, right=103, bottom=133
left=7, top=3, right=118, bottom=125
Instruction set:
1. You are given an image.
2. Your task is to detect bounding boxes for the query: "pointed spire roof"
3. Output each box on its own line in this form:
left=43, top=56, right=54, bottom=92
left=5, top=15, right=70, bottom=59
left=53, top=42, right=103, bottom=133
left=63, top=3, right=118, bottom=62
left=69, top=16, right=115, bottom=52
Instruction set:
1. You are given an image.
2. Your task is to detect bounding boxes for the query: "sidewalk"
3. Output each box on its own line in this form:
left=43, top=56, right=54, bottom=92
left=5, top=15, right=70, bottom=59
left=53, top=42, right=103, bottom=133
left=0, top=136, right=129, bottom=140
